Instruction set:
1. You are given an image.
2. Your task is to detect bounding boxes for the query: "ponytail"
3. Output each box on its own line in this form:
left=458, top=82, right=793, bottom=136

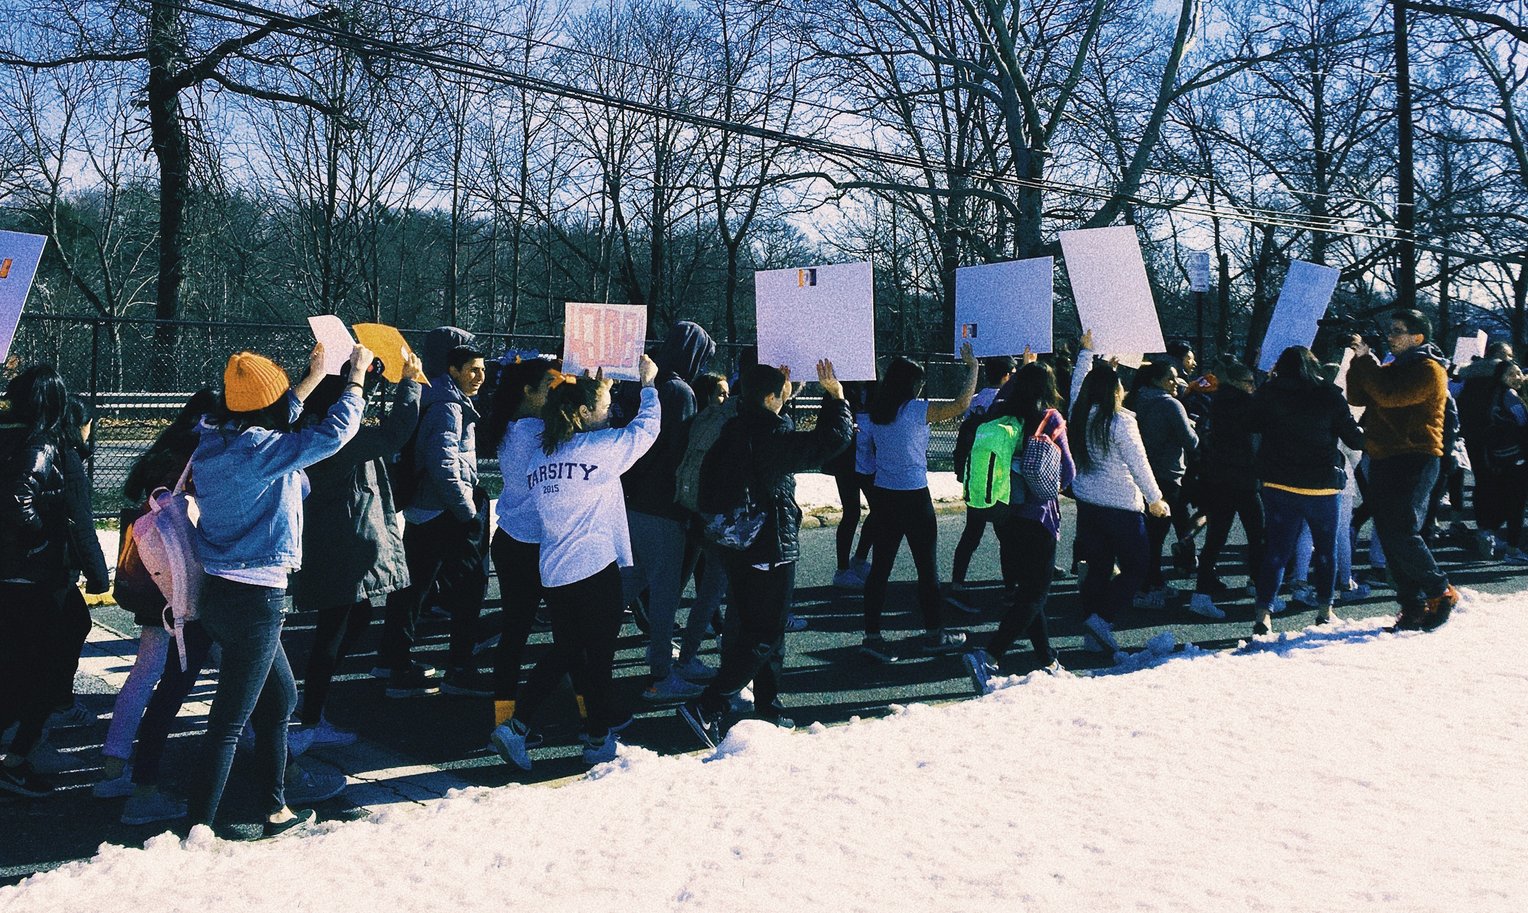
left=539, top=375, right=605, bottom=455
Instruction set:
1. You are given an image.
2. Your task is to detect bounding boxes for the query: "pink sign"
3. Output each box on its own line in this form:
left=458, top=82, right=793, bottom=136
left=563, top=302, right=647, bottom=380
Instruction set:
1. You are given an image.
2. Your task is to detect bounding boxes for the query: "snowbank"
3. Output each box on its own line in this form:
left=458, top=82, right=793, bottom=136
left=6, top=589, right=1522, bottom=913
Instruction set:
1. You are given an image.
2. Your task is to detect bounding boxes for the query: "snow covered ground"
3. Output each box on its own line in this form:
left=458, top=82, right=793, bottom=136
left=6, top=586, right=1523, bottom=913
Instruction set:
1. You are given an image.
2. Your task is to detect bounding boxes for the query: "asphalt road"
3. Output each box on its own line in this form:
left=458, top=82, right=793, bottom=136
left=4, top=500, right=1524, bottom=884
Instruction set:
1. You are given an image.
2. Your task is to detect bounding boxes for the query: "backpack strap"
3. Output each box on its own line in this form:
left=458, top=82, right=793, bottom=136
left=173, top=457, right=193, bottom=495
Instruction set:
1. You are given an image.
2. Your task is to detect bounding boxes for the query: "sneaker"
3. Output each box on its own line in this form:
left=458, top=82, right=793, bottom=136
left=490, top=719, right=532, bottom=771
left=1266, top=596, right=1289, bottom=615
left=285, top=763, right=346, bottom=805
left=1313, top=605, right=1337, bottom=626
left=944, top=584, right=981, bottom=615
left=262, top=807, right=316, bottom=840
left=1420, top=584, right=1459, bottom=632
left=1336, top=582, right=1372, bottom=603
left=921, top=629, right=967, bottom=654
left=385, top=665, right=442, bottom=698
left=1504, top=548, right=1528, bottom=565
left=92, top=769, right=136, bottom=799
left=581, top=733, right=620, bottom=765
left=1040, top=658, right=1071, bottom=677
left=677, top=701, right=723, bottom=749
left=1475, top=529, right=1502, bottom=559
left=1082, top=614, right=1120, bottom=653
left=1390, top=606, right=1426, bottom=632
left=440, top=668, right=494, bottom=698
left=472, top=633, right=501, bottom=656
left=832, top=568, right=866, bottom=591
left=1131, top=588, right=1165, bottom=611
left=1187, top=593, right=1226, bottom=620
left=728, top=688, right=755, bottom=715
left=0, top=761, right=52, bottom=798
left=642, top=671, right=705, bottom=703
left=306, top=718, right=358, bottom=748
left=674, top=656, right=718, bottom=683
left=370, top=660, right=440, bottom=680
left=859, top=635, right=900, bottom=663
left=46, top=703, right=94, bottom=730
left=120, top=789, right=187, bottom=825
left=962, top=649, right=998, bottom=696
left=851, top=557, right=872, bottom=580
left=287, top=726, right=316, bottom=758
left=1288, top=582, right=1318, bottom=608
left=784, top=614, right=808, bottom=633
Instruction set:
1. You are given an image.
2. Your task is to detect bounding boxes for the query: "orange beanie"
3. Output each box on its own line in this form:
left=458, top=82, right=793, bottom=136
left=224, top=351, right=290, bottom=413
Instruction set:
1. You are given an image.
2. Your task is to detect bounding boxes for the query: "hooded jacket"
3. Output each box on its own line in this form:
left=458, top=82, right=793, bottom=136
left=421, top=326, right=477, bottom=379
left=1346, top=344, right=1448, bottom=459
left=623, top=321, right=715, bottom=519
left=1249, top=375, right=1364, bottom=491
left=406, top=371, right=481, bottom=523
left=1134, top=386, right=1198, bottom=483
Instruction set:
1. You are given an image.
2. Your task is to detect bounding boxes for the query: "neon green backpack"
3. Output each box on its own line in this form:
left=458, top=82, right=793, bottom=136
left=963, top=416, right=1023, bottom=509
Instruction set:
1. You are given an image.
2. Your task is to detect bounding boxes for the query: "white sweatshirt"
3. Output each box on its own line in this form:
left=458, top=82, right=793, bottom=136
left=529, top=386, right=660, bottom=587
left=495, top=417, right=545, bottom=544
left=1070, top=408, right=1163, bottom=513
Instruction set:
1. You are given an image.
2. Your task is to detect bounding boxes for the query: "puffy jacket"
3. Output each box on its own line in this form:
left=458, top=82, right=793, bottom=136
left=292, top=380, right=421, bottom=609
left=1249, top=375, right=1363, bottom=490
left=1134, top=386, right=1198, bottom=483
left=407, top=373, right=480, bottom=523
left=1346, top=345, right=1448, bottom=459
left=60, top=444, right=110, bottom=593
left=732, top=397, right=853, bottom=566
left=623, top=321, right=715, bottom=519
left=0, top=424, right=69, bottom=587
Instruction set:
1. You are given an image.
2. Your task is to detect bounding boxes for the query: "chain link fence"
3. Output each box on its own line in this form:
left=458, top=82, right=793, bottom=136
left=7, top=314, right=970, bottom=517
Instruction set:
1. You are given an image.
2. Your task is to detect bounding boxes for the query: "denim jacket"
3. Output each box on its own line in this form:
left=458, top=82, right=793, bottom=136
left=190, top=389, right=364, bottom=575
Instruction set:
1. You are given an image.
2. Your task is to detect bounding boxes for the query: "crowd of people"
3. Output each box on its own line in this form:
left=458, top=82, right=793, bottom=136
left=0, top=308, right=1521, bottom=838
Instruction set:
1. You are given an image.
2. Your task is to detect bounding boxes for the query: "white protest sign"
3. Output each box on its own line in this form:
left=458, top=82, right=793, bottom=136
left=1188, top=251, right=1211, bottom=293
left=755, top=261, right=876, bottom=381
left=307, top=315, right=355, bottom=375
left=0, top=231, right=48, bottom=362
left=1452, top=330, right=1487, bottom=366
left=1257, top=260, right=1341, bottom=372
left=563, top=302, right=647, bottom=380
left=1059, top=226, right=1165, bottom=358
left=953, top=257, right=1054, bottom=357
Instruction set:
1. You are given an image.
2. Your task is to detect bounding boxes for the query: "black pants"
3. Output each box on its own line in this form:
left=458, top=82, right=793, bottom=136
left=951, top=507, right=995, bottom=587
left=699, top=557, right=795, bottom=721
left=1076, top=502, right=1150, bottom=623
left=299, top=599, right=373, bottom=726
left=834, top=472, right=876, bottom=570
left=0, top=582, right=62, bottom=757
left=986, top=518, right=1056, bottom=664
left=540, top=563, right=626, bottom=738
left=1488, top=465, right=1528, bottom=548
left=1197, top=480, right=1265, bottom=593
left=381, top=497, right=490, bottom=673
left=1144, top=478, right=1193, bottom=589
left=42, top=584, right=92, bottom=712
left=1369, top=454, right=1449, bottom=609
left=489, top=530, right=545, bottom=702
left=862, top=486, right=945, bottom=637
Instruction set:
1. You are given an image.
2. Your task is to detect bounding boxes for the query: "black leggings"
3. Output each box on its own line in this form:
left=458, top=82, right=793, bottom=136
left=834, top=472, right=876, bottom=570
left=0, top=582, right=61, bottom=758
left=951, top=507, right=994, bottom=586
left=540, top=563, right=626, bottom=738
left=490, top=530, right=545, bottom=702
left=699, top=557, right=795, bottom=721
left=985, top=517, right=1056, bottom=664
left=299, top=599, right=374, bottom=726
left=1144, top=479, right=1193, bottom=589
left=1197, top=480, right=1265, bottom=592
left=46, top=585, right=92, bottom=711
left=862, top=486, right=945, bottom=637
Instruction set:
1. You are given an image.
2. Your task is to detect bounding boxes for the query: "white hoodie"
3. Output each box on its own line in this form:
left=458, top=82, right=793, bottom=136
left=528, top=386, right=660, bottom=587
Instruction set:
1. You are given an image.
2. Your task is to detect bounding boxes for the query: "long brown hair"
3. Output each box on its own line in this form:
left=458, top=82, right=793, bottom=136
left=539, top=375, right=609, bottom=455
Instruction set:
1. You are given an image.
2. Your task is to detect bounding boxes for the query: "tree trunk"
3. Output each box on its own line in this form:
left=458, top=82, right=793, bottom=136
left=148, top=0, right=188, bottom=389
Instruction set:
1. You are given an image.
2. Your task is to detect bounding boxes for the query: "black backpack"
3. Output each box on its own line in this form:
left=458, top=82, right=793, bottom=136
left=951, top=405, right=992, bottom=484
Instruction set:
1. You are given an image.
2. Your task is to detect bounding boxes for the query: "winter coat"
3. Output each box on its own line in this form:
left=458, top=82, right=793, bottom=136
left=1071, top=408, right=1163, bottom=513
left=732, top=397, right=853, bottom=566
left=420, top=326, right=478, bottom=379
left=1346, top=345, right=1448, bottom=459
left=1199, top=385, right=1259, bottom=490
left=406, top=373, right=481, bottom=523
left=60, top=444, right=109, bottom=593
left=1134, top=386, right=1198, bottom=484
left=1248, top=375, right=1364, bottom=491
left=292, top=380, right=421, bottom=609
left=623, top=321, right=715, bottom=520
left=0, top=424, right=70, bottom=588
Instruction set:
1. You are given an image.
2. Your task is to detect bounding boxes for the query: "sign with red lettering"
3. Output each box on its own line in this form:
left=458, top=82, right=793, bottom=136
left=563, top=302, right=647, bottom=380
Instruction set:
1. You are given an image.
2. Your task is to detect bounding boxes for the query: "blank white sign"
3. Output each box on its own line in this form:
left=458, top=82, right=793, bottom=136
left=954, top=258, right=1054, bottom=356
left=1258, top=260, right=1340, bottom=372
left=755, top=261, right=876, bottom=381
left=0, top=231, right=48, bottom=362
left=1059, top=226, right=1165, bottom=357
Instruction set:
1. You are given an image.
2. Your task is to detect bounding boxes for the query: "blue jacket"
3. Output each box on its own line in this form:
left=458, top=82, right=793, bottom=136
left=406, top=374, right=481, bottom=523
left=191, top=390, right=364, bottom=575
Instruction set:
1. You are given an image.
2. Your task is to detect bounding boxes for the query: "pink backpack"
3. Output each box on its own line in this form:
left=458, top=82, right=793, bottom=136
left=132, top=461, right=203, bottom=671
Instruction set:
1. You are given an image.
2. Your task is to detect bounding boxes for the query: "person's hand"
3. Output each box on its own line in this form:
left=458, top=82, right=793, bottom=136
left=1022, top=346, right=1037, bottom=365
left=637, top=354, right=658, bottom=388
left=780, top=365, right=795, bottom=402
left=1349, top=334, right=1371, bottom=359
left=817, top=359, right=844, bottom=400
left=959, top=341, right=978, bottom=368
left=308, top=343, right=327, bottom=378
left=1147, top=499, right=1170, bottom=518
left=1081, top=329, right=1095, bottom=351
left=347, top=344, right=374, bottom=385
left=400, top=351, right=423, bottom=382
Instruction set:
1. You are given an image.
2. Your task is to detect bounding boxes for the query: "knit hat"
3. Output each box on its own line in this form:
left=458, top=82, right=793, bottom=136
left=224, top=351, right=290, bottom=413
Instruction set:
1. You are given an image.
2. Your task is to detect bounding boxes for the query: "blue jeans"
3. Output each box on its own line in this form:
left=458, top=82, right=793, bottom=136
left=192, top=574, right=296, bottom=824
left=1257, top=488, right=1339, bottom=609
left=1075, top=502, right=1149, bottom=623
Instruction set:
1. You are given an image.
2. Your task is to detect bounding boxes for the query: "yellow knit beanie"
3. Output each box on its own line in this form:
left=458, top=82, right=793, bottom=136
left=224, top=351, right=290, bottom=413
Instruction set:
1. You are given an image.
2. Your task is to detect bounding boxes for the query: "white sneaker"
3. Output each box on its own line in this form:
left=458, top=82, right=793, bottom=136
left=491, top=719, right=532, bottom=771
left=851, top=557, right=872, bottom=580
left=1082, top=614, right=1120, bottom=653
left=287, top=726, right=316, bottom=758
left=673, top=656, right=718, bottom=683
left=1187, top=593, right=1226, bottom=620
left=1267, top=596, right=1290, bottom=615
left=1289, top=582, right=1318, bottom=607
left=285, top=763, right=347, bottom=805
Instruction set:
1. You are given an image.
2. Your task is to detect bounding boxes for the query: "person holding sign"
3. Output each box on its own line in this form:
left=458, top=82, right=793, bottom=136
left=858, top=343, right=980, bottom=661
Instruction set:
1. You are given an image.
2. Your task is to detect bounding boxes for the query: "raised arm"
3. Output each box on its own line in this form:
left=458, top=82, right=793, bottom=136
left=927, top=342, right=980, bottom=424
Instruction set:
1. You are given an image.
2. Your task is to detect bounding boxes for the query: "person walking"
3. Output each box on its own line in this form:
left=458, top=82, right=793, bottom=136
left=1479, top=359, right=1528, bottom=562
left=1131, top=359, right=1199, bottom=608
left=858, top=344, right=980, bottom=661
left=1346, top=310, right=1459, bottom=631
left=948, top=356, right=1018, bottom=605
left=1188, top=360, right=1263, bottom=619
